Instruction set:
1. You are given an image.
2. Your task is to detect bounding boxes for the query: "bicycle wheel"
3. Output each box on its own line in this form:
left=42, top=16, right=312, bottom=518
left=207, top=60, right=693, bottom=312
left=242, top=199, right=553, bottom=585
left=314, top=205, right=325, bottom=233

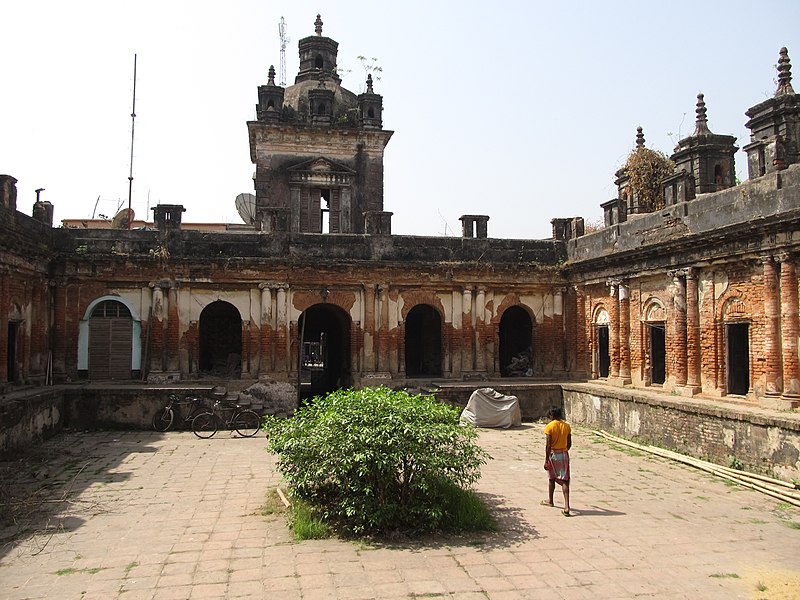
left=233, top=410, right=261, bottom=437
left=192, top=412, right=219, bottom=439
left=152, top=407, right=174, bottom=432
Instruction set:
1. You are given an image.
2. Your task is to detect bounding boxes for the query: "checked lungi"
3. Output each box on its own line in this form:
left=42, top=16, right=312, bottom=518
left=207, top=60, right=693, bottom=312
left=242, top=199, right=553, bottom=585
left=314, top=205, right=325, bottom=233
left=546, top=450, right=570, bottom=482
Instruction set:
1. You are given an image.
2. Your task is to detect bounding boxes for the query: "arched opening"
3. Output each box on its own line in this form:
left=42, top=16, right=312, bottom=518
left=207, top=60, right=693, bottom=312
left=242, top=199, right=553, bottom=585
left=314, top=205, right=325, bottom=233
left=499, top=306, right=533, bottom=376
left=644, top=300, right=666, bottom=385
left=299, top=304, right=352, bottom=399
left=267, top=99, right=275, bottom=109
left=405, top=304, right=442, bottom=377
left=714, top=163, right=724, bottom=190
left=317, top=103, right=327, bottom=115
left=7, top=322, right=19, bottom=383
left=726, top=322, right=750, bottom=395
left=199, top=301, right=242, bottom=376
left=594, top=308, right=610, bottom=378
left=89, top=300, right=133, bottom=380
left=367, top=107, right=375, bottom=118
left=314, top=54, right=324, bottom=69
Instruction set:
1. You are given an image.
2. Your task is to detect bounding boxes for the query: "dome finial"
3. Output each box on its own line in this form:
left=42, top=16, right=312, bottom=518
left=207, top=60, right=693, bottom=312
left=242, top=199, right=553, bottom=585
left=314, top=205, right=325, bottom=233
left=366, top=74, right=374, bottom=93
left=268, top=65, right=276, bottom=86
left=776, top=47, right=795, bottom=96
left=315, top=14, right=323, bottom=36
left=693, top=93, right=710, bottom=135
left=636, top=126, right=645, bottom=149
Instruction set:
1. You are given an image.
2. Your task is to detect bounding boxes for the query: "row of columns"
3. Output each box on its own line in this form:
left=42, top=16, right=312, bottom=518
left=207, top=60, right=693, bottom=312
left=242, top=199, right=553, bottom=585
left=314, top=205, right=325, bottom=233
left=763, top=254, right=800, bottom=406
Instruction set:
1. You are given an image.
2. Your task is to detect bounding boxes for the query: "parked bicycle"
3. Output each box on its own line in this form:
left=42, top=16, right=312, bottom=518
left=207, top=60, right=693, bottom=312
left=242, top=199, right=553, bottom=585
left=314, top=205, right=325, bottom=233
left=152, top=393, right=208, bottom=432
left=191, top=399, right=262, bottom=439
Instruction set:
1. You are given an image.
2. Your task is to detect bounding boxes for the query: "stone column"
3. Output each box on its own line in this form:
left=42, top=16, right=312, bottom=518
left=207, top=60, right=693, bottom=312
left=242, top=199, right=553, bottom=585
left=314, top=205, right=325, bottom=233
left=166, top=284, right=180, bottom=373
left=574, top=285, right=588, bottom=377
left=609, top=281, right=620, bottom=380
left=462, top=287, right=474, bottom=372
left=778, top=254, right=800, bottom=407
left=475, top=287, right=486, bottom=372
left=762, top=256, right=782, bottom=396
left=149, top=283, right=165, bottom=372
left=259, top=284, right=273, bottom=373
left=618, top=282, right=631, bottom=384
left=363, top=284, right=376, bottom=372
left=685, top=268, right=702, bottom=394
left=275, top=285, right=288, bottom=373
left=377, top=284, right=390, bottom=373
left=672, top=271, right=688, bottom=387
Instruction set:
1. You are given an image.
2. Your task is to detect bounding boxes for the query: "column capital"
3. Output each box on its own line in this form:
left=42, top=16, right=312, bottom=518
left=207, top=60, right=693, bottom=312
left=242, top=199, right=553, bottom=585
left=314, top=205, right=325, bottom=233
left=685, top=266, right=698, bottom=280
left=776, top=251, right=794, bottom=264
left=668, top=268, right=688, bottom=280
left=760, top=254, right=775, bottom=265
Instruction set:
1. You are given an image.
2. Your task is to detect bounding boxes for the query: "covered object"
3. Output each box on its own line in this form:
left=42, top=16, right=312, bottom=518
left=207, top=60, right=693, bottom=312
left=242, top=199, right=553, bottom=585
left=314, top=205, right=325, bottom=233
left=460, top=388, right=522, bottom=428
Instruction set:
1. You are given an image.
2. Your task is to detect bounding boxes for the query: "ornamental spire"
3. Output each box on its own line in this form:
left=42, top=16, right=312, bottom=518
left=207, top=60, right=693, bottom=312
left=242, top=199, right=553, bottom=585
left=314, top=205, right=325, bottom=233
left=635, top=126, right=646, bottom=149
left=366, top=74, right=374, bottom=93
left=314, top=14, right=323, bottom=36
left=776, top=47, right=795, bottom=96
left=267, top=65, right=276, bottom=86
left=693, top=93, right=711, bottom=135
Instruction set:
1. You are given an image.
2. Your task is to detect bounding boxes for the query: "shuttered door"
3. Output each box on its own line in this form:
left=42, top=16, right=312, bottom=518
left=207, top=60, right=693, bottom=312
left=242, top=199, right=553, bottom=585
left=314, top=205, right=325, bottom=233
left=88, top=301, right=133, bottom=380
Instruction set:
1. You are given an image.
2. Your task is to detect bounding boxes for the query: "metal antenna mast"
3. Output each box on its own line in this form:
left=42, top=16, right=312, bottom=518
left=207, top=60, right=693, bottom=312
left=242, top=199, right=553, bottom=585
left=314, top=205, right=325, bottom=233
left=278, top=17, right=289, bottom=86
left=126, top=54, right=138, bottom=229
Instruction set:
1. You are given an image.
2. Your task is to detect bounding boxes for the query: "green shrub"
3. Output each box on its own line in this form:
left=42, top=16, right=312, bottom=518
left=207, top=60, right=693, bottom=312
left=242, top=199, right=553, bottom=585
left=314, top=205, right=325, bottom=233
left=263, top=387, right=491, bottom=536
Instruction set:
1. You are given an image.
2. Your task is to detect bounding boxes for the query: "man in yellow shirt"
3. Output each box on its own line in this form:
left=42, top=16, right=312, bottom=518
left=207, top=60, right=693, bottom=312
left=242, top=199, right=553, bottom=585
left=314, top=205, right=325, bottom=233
left=542, top=406, right=572, bottom=516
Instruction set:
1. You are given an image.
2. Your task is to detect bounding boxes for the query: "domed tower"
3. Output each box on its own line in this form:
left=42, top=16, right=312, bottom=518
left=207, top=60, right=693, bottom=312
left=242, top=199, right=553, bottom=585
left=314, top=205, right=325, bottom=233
left=247, top=15, right=393, bottom=234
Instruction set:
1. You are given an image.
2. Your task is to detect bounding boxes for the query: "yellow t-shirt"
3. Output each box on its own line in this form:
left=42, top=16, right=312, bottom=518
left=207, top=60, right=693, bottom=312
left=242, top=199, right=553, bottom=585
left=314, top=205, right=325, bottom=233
left=544, top=419, right=571, bottom=451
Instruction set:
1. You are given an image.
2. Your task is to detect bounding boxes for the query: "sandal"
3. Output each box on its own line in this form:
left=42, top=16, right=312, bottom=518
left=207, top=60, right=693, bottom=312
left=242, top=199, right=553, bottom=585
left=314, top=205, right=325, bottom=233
left=540, top=500, right=554, bottom=507
left=562, top=510, right=572, bottom=517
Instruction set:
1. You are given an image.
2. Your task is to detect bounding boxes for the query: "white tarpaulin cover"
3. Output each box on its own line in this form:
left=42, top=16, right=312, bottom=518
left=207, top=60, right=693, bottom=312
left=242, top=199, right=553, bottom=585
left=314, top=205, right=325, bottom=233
left=460, top=388, right=522, bottom=428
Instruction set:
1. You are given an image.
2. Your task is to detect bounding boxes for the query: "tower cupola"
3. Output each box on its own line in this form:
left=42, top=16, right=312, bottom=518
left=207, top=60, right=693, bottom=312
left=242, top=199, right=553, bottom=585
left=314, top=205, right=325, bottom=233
left=296, top=14, right=341, bottom=85
left=256, top=66, right=285, bottom=121
left=357, top=74, right=383, bottom=129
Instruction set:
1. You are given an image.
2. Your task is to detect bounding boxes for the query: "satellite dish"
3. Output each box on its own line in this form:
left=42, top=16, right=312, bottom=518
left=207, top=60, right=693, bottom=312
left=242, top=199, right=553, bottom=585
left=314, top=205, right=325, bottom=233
left=235, top=193, right=257, bottom=224
left=111, top=208, right=134, bottom=229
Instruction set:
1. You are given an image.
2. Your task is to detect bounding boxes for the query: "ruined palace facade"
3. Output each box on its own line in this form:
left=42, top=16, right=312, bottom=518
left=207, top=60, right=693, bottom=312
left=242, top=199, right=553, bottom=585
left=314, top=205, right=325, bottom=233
left=2, top=20, right=800, bottom=412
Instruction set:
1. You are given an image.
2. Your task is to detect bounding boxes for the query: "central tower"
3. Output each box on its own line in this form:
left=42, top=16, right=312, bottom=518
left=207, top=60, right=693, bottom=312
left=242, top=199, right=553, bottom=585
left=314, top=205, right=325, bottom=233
left=247, top=15, right=394, bottom=234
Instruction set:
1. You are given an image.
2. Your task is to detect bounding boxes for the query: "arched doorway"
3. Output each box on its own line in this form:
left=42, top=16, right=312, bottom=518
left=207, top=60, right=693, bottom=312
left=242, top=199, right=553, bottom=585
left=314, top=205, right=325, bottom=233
left=644, top=300, right=666, bottom=385
left=199, top=301, right=242, bottom=376
left=298, top=304, right=352, bottom=399
left=89, top=300, right=133, bottom=380
left=405, top=304, right=442, bottom=377
left=499, top=306, right=533, bottom=376
left=594, top=307, right=610, bottom=378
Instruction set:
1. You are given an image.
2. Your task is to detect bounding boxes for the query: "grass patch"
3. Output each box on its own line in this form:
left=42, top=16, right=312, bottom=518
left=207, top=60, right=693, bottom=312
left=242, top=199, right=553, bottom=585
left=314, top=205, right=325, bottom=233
left=756, top=581, right=768, bottom=592
left=290, top=498, right=331, bottom=540
left=750, top=519, right=768, bottom=525
left=124, top=561, right=138, bottom=575
left=784, top=521, right=800, bottom=530
left=777, top=503, right=791, bottom=511
left=54, top=566, right=105, bottom=576
left=709, top=573, right=740, bottom=579
left=260, top=489, right=287, bottom=518
left=438, top=484, right=496, bottom=533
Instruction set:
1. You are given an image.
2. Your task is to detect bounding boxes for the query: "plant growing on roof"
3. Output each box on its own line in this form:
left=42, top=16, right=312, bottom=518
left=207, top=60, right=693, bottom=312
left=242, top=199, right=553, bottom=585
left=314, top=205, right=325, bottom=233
left=623, top=128, right=674, bottom=213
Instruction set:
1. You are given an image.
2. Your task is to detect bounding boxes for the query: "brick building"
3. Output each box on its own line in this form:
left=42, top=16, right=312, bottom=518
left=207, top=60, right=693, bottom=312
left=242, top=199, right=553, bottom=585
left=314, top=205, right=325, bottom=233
left=1, top=20, right=799, bottom=413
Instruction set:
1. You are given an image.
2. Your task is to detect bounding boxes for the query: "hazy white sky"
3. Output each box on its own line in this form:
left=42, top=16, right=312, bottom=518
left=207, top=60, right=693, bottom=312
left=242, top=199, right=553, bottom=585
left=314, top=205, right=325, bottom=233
left=2, top=1, right=798, bottom=239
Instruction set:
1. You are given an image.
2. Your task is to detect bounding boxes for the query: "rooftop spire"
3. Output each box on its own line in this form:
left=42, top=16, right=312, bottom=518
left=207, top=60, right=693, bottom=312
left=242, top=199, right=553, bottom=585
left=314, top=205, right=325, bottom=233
left=267, top=65, right=276, bottom=86
left=636, top=126, right=645, bottom=149
left=314, top=14, right=323, bottom=36
left=693, top=93, right=711, bottom=135
left=776, top=47, right=795, bottom=96
left=366, top=74, right=374, bottom=93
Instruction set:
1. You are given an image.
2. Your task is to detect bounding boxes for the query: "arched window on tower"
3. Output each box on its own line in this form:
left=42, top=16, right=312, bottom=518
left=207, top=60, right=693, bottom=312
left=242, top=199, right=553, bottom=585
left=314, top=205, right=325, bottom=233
left=315, top=54, right=324, bottom=69
left=714, top=164, right=724, bottom=191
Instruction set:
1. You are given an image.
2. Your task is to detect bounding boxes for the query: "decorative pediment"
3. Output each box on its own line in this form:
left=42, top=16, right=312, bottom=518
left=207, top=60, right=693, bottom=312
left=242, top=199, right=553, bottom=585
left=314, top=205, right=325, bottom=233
left=288, top=156, right=356, bottom=187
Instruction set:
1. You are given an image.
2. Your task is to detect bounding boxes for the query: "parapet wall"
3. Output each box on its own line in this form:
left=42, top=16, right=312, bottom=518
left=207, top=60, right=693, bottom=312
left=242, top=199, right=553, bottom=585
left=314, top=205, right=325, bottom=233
left=562, top=383, right=800, bottom=482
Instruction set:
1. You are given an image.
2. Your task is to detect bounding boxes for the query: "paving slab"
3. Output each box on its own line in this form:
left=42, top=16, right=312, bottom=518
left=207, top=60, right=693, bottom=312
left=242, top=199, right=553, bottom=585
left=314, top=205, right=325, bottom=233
left=1, top=424, right=799, bottom=599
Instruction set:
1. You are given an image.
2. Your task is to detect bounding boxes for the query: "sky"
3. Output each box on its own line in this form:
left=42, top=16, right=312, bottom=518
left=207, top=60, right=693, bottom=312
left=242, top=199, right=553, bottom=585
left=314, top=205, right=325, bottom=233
left=2, top=1, right=799, bottom=239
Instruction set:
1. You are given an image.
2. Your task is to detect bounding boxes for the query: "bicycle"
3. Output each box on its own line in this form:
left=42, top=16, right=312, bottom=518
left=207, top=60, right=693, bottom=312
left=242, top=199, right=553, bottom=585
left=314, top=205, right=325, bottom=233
left=152, top=393, right=209, bottom=432
left=191, top=400, right=262, bottom=439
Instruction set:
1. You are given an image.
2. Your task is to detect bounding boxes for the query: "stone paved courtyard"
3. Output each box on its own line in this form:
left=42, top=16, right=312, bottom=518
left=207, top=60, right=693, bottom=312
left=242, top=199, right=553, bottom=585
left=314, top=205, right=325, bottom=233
left=1, top=424, right=799, bottom=599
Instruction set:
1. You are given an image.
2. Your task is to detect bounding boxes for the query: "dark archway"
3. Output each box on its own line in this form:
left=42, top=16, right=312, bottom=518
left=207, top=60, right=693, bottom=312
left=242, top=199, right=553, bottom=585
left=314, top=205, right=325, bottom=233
left=727, top=323, right=750, bottom=395
left=7, top=322, right=19, bottom=383
left=89, top=300, right=133, bottom=380
left=597, top=325, right=610, bottom=378
left=405, top=304, right=442, bottom=377
left=199, top=301, right=242, bottom=376
left=299, top=304, right=352, bottom=399
left=499, top=306, right=533, bottom=376
left=648, top=323, right=666, bottom=385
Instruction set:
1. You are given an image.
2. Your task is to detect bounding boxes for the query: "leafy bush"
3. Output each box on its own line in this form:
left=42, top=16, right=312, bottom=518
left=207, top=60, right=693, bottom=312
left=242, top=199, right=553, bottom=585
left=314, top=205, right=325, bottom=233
left=263, top=387, right=491, bottom=536
left=624, top=147, right=675, bottom=212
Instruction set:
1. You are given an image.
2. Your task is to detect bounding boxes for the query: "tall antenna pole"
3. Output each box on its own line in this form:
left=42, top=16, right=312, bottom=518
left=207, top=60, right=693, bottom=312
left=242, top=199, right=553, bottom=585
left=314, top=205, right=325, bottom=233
left=126, top=53, right=137, bottom=229
left=278, top=17, right=289, bottom=86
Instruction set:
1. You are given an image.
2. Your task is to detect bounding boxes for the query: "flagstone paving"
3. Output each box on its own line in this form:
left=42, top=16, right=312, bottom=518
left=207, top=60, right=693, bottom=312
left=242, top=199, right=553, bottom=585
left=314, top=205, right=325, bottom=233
left=1, top=424, right=798, bottom=599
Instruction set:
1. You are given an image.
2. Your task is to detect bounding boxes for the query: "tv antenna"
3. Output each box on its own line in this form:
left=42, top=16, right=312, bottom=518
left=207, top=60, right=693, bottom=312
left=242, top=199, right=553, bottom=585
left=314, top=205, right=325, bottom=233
left=278, top=17, right=289, bottom=86
left=126, top=54, right=138, bottom=230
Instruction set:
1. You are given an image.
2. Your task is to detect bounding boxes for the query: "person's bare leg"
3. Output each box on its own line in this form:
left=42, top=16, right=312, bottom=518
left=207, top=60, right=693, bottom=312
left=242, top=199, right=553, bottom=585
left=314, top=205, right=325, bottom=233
left=548, top=479, right=555, bottom=505
left=562, top=482, right=570, bottom=514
